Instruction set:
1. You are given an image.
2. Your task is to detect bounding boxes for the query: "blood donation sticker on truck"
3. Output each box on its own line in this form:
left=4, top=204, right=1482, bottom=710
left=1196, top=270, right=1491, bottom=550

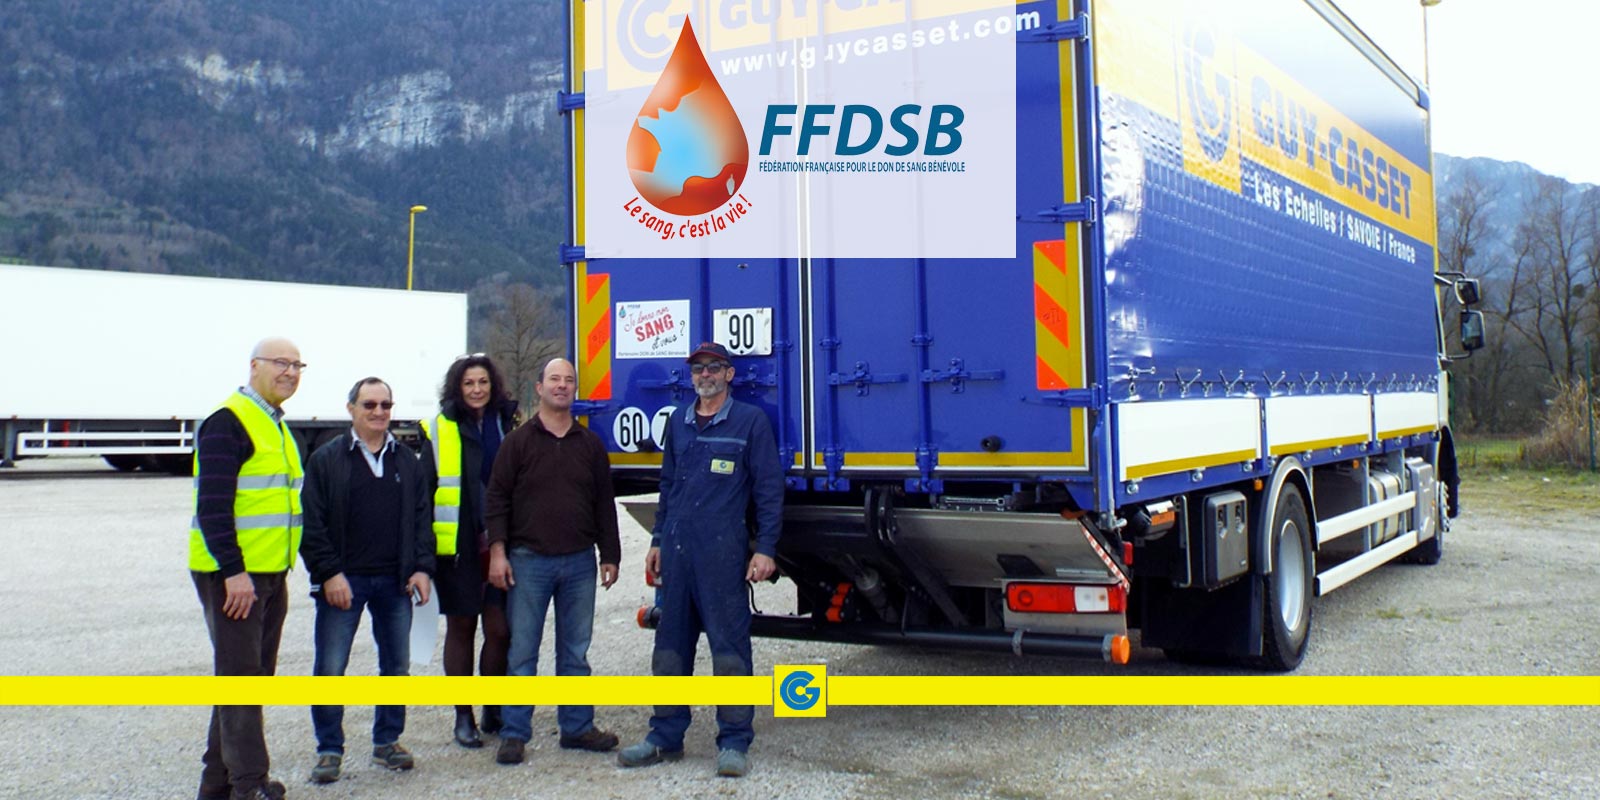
left=616, top=300, right=691, bottom=359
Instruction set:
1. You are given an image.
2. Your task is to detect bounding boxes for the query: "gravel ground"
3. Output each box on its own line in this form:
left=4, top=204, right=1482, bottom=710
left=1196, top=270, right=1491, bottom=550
left=0, top=459, right=1596, bottom=799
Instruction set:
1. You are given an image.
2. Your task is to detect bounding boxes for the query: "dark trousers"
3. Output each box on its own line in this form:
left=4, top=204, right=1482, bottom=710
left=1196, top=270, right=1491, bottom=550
left=192, top=570, right=289, bottom=792
left=647, top=538, right=755, bottom=754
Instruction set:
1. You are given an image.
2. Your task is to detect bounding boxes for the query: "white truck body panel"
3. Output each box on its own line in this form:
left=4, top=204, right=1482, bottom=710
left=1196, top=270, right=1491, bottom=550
left=0, top=265, right=465, bottom=424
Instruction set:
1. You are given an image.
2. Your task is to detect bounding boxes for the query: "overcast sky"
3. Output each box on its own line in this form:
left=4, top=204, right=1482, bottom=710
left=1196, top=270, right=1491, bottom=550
left=1336, top=0, right=1597, bottom=186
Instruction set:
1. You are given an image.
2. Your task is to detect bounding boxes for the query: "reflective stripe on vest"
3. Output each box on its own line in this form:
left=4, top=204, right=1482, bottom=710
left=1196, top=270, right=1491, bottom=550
left=188, top=391, right=305, bottom=572
left=421, top=414, right=461, bottom=556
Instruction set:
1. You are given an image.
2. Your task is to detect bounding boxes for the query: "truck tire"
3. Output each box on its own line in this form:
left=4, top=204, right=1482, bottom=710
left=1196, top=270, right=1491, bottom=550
left=1259, top=484, right=1313, bottom=671
left=104, top=455, right=142, bottom=472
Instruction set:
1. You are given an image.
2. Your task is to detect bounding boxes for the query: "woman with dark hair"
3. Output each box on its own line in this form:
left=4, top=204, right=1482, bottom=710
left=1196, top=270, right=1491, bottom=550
left=419, top=354, right=517, bottom=748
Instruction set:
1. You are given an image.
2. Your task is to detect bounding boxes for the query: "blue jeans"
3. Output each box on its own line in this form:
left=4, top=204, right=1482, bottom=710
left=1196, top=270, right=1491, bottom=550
left=310, top=573, right=412, bottom=755
left=501, top=547, right=598, bottom=741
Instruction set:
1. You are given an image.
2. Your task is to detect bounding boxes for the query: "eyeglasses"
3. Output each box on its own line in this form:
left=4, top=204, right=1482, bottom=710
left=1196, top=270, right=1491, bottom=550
left=454, top=352, right=488, bottom=362
left=359, top=400, right=395, bottom=410
left=254, top=357, right=308, bottom=373
left=689, top=362, right=729, bottom=375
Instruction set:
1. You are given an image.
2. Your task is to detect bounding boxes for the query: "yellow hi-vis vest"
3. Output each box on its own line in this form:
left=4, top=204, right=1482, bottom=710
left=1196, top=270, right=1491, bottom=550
left=419, top=414, right=461, bottom=556
left=188, top=391, right=304, bottom=572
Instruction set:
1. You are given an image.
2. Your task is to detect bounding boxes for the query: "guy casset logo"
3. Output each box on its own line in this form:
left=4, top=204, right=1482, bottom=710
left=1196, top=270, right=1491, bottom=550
left=1182, top=23, right=1232, bottom=164
left=773, top=664, right=827, bottom=717
left=627, top=18, right=749, bottom=218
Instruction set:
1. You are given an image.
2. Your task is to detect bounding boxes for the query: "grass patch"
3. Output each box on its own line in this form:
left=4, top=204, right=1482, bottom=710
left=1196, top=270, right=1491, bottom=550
left=1460, top=464, right=1600, bottom=517
left=1375, top=607, right=1404, bottom=620
left=1456, top=436, right=1524, bottom=469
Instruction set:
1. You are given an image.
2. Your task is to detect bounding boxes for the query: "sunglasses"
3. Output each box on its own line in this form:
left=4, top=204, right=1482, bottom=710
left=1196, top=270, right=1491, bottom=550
left=359, top=401, right=395, bottom=410
left=454, top=352, right=489, bottom=362
left=689, top=362, right=729, bottom=375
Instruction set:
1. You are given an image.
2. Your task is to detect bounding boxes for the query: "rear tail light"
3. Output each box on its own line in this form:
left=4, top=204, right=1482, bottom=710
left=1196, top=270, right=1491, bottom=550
left=1005, top=582, right=1127, bottom=614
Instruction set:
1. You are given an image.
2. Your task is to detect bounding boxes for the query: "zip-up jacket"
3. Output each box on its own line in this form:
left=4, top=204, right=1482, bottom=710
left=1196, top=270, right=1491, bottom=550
left=298, top=431, right=436, bottom=585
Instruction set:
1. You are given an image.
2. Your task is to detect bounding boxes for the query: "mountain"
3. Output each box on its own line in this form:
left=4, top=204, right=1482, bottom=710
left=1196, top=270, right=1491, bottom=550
left=0, top=4, right=1588, bottom=299
left=1434, top=152, right=1596, bottom=278
left=0, top=1, right=570, bottom=292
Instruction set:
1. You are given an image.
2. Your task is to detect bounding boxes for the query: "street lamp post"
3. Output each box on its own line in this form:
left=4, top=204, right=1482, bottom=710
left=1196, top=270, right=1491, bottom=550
left=412, top=204, right=432, bottom=292
left=1421, top=0, right=1442, bottom=88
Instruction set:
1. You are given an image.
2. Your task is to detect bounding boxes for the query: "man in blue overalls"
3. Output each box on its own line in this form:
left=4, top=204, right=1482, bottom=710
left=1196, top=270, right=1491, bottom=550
left=618, top=342, right=783, bottom=778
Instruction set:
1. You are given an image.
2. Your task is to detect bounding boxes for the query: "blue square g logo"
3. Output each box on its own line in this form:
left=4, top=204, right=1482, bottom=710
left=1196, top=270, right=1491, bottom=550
left=773, top=665, right=827, bottom=717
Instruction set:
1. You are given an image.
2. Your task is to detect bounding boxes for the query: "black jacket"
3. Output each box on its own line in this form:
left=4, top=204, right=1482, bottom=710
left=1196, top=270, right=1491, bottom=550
left=299, top=432, right=436, bottom=585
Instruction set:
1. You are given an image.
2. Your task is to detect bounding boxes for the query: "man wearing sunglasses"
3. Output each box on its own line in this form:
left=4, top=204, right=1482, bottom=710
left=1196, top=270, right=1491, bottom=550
left=618, top=342, right=783, bottom=778
left=296, top=377, right=436, bottom=784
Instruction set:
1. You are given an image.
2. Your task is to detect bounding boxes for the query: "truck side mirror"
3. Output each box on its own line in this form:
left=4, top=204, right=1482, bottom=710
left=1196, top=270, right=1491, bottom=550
left=1454, top=278, right=1481, bottom=306
left=1459, top=310, right=1485, bottom=352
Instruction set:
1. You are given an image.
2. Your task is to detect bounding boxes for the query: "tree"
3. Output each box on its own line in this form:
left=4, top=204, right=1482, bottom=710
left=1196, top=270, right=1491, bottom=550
left=1503, top=176, right=1597, bottom=382
left=481, top=282, right=564, bottom=411
left=1438, top=168, right=1525, bottom=432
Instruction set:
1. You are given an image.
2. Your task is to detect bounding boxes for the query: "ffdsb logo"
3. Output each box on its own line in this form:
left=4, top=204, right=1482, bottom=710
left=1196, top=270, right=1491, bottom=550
left=759, top=104, right=965, bottom=156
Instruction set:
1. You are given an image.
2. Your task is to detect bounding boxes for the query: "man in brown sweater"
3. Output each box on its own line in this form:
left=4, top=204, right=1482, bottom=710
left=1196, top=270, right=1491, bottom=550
left=484, top=357, right=621, bottom=765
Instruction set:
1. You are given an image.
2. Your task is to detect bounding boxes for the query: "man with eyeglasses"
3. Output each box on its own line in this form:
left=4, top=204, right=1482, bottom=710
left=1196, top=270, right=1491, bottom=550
left=618, top=342, right=783, bottom=778
left=297, top=377, right=435, bottom=784
left=189, top=337, right=306, bottom=800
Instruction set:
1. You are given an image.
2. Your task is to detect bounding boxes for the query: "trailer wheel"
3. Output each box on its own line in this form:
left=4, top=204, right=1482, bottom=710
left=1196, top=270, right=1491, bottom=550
left=1259, top=483, right=1313, bottom=671
left=104, top=455, right=142, bottom=472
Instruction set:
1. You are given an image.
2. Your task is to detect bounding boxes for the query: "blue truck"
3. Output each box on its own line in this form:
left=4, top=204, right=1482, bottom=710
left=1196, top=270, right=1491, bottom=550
left=561, top=0, right=1484, bottom=670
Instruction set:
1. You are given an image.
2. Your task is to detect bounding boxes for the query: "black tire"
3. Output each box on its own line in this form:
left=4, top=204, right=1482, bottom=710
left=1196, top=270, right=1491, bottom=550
left=158, top=454, right=194, bottom=476
left=1258, top=484, right=1314, bottom=671
left=104, top=454, right=142, bottom=472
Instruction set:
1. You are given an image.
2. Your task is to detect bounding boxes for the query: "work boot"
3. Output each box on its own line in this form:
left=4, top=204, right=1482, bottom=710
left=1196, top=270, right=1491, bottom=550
left=197, top=783, right=230, bottom=800
left=716, top=748, right=748, bottom=778
left=480, top=705, right=503, bottom=735
left=496, top=738, right=526, bottom=765
left=558, top=728, right=620, bottom=752
left=453, top=707, right=483, bottom=749
left=310, top=753, right=342, bottom=784
left=228, top=781, right=286, bottom=800
left=371, top=743, right=414, bottom=771
left=616, top=740, right=683, bottom=768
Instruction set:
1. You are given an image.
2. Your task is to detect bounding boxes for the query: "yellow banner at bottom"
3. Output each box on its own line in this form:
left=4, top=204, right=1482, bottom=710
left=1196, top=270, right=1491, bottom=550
left=0, top=675, right=1595, bottom=708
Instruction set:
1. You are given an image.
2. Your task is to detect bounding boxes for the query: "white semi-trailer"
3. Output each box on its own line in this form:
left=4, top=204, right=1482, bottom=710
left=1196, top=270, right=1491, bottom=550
left=0, top=264, right=467, bottom=472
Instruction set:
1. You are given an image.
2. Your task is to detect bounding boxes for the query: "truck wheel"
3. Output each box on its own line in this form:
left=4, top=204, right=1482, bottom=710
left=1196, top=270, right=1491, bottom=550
left=1259, top=484, right=1313, bottom=671
left=104, top=455, right=142, bottom=472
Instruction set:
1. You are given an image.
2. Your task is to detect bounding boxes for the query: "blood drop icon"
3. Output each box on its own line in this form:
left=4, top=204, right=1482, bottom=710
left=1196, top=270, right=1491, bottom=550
left=626, top=19, right=749, bottom=217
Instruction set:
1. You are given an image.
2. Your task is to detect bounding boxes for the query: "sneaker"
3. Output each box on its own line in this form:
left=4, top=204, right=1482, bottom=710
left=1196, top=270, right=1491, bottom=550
left=310, top=753, right=342, bottom=784
left=716, top=748, right=748, bottom=778
left=495, top=738, right=526, bottom=765
left=371, top=743, right=414, bottom=771
left=559, top=728, right=620, bottom=752
left=616, top=740, right=683, bottom=768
